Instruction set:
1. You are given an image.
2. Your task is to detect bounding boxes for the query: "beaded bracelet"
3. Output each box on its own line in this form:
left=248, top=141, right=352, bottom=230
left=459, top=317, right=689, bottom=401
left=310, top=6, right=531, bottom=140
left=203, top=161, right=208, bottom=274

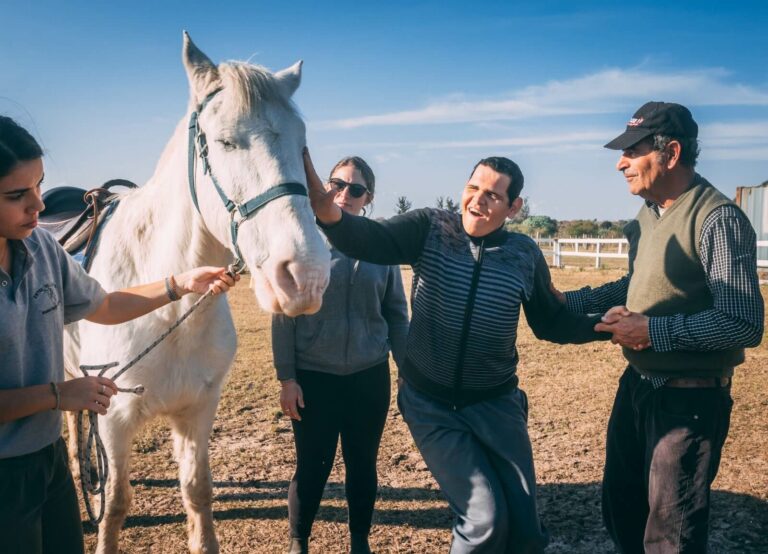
left=164, top=275, right=181, bottom=302
left=49, top=381, right=60, bottom=410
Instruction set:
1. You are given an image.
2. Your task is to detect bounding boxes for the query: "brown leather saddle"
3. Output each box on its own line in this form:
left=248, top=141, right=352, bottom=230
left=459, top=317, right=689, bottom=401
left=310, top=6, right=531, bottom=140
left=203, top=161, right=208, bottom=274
left=39, top=179, right=137, bottom=256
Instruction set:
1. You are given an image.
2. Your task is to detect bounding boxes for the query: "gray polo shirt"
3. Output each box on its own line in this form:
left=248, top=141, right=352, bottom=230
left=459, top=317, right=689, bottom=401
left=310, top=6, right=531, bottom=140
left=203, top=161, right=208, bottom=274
left=0, top=228, right=106, bottom=458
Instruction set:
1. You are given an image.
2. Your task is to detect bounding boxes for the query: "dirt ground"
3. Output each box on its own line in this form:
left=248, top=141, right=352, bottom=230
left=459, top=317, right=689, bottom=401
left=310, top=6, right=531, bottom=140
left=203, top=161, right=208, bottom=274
left=81, top=268, right=768, bottom=553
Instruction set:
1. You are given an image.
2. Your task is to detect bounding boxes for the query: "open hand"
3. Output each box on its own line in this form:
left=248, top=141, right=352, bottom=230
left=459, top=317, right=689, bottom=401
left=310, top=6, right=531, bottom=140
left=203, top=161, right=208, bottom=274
left=303, top=148, right=342, bottom=225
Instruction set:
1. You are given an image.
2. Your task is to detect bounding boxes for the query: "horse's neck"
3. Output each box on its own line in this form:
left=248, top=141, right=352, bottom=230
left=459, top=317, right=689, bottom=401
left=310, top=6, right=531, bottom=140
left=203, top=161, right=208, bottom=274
left=100, top=120, right=230, bottom=282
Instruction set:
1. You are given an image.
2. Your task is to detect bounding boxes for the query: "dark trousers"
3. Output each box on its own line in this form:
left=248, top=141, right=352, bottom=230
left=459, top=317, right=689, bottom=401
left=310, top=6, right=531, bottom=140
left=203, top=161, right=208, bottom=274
left=602, top=367, right=733, bottom=554
left=288, top=362, right=390, bottom=539
left=0, top=437, right=84, bottom=554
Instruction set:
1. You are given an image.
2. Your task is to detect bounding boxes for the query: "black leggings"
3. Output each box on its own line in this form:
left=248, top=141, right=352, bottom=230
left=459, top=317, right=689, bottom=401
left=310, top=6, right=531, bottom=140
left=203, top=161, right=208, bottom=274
left=288, top=361, right=391, bottom=539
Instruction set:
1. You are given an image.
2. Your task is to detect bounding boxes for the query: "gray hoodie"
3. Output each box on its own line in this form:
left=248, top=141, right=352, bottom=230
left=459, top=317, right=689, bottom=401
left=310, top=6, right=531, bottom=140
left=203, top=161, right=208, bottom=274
left=271, top=244, right=409, bottom=380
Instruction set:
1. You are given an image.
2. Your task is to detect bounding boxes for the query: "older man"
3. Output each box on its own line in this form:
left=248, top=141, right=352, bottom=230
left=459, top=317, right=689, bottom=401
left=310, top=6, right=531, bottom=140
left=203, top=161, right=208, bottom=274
left=305, top=152, right=607, bottom=553
left=560, top=102, right=764, bottom=553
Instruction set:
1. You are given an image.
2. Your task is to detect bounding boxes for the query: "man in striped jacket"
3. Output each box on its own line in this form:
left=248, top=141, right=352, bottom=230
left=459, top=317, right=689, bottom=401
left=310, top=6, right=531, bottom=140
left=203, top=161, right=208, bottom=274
left=304, top=151, right=607, bottom=553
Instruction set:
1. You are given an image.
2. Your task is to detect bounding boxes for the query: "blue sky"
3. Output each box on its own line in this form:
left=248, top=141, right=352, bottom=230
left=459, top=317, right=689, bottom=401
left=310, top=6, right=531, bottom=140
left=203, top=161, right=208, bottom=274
left=2, top=0, right=767, bottom=220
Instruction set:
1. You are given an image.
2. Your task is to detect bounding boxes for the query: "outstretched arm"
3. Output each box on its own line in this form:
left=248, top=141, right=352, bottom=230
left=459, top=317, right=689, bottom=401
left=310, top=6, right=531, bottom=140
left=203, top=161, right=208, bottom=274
left=524, top=253, right=611, bottom=344
left=304, top=148, right=431, bottom=266
left=85, top=267, right=238, bottom=325
left=559, top=275, right=630, bottom=314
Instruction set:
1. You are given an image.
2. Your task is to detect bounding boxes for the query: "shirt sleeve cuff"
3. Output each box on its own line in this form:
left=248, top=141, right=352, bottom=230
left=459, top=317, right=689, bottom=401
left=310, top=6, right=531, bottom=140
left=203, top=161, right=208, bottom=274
left=648, top=316, right=673, bottom=352
left=565, top=290, right=588, bottom=313
left=315, top=211, right=345, bottom=230
left=276, top=366, right=297, bottom=381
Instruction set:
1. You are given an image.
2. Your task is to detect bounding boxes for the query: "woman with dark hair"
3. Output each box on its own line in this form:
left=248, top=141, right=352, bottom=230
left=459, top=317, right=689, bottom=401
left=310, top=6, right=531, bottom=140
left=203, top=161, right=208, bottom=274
left=0, top=116, right=238, bottom=554
left=272, top=156, right=409, bottom=554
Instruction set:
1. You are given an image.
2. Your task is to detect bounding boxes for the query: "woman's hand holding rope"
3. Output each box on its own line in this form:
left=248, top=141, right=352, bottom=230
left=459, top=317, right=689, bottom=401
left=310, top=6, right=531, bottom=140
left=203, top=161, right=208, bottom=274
left=57, top=377, right=118, bottom=415
left=175, top=266, right=239, bottom=296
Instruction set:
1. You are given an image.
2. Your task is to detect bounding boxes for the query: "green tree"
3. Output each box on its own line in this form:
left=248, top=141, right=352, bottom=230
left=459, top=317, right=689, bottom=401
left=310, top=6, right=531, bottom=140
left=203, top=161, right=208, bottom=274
left=395, top=196, right=412, bottom=214
left=445, top=197, right=460, bottom=214
left=559, top=219, right=599, bottom=237
left=521, top=215, right=558, bottom=236
left=436, top=196, right=460, bottom=213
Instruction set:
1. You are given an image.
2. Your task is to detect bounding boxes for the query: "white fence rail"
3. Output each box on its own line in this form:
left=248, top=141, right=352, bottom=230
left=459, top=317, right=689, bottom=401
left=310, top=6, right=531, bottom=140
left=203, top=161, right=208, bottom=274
left=757, top=241, right=768, bottom=268
left=535, top=238, right=768, bottom=275
left=535, top=238, right=628, bottom=268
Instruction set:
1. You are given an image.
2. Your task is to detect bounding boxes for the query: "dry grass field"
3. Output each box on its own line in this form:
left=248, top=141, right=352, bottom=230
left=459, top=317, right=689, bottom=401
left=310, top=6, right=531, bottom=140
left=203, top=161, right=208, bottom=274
left=82, top=268, right=768, bottom=553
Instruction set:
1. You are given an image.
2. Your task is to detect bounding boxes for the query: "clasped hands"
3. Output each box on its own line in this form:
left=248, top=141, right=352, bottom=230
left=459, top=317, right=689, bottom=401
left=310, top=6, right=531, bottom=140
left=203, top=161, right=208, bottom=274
left=594, top=306, right=651, bottom=351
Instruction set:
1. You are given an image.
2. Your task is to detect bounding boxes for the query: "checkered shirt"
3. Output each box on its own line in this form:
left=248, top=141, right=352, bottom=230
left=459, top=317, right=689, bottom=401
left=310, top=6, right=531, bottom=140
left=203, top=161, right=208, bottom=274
left=565, top=204, right=764, bottom=388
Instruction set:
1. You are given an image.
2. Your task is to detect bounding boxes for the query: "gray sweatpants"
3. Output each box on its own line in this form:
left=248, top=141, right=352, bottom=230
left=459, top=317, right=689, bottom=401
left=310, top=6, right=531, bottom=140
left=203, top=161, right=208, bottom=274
left=397, top=382, right=548, bottom=553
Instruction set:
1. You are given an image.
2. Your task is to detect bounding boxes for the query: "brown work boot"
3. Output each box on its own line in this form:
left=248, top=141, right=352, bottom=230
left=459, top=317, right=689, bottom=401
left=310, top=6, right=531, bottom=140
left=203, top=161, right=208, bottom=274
left=288, top=537, right=308, bottom=554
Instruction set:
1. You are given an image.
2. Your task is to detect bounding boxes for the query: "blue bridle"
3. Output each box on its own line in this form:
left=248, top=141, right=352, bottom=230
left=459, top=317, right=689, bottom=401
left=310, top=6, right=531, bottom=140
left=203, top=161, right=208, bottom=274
left=187, top=89, right=307, bottom=274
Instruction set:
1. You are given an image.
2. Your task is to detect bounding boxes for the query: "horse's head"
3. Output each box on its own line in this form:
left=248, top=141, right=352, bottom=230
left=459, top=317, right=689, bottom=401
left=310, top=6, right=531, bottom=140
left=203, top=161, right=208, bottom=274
left=182, top=33, right=329, bottom=316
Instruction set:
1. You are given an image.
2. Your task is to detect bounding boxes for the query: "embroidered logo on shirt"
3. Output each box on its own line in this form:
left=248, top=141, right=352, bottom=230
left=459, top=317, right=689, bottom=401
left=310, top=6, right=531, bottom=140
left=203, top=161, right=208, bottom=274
left=33, top=284, right=61, bottom=315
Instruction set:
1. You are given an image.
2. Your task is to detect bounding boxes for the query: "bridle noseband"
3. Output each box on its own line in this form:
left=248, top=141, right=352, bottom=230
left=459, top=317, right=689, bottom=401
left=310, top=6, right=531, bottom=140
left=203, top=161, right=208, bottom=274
left=187, top=89, right=307, bottom=274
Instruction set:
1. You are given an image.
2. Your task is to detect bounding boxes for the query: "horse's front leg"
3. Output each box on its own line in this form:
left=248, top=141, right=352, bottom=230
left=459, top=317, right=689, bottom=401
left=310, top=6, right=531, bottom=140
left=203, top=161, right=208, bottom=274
left=96, top=414, right=140, bottom=554
left=170, top=393, right=221, bottom=554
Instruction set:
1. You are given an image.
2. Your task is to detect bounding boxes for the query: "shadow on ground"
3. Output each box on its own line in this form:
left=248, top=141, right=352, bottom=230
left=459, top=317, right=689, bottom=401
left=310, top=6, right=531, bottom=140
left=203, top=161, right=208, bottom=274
left=83, top=479, right=767, bottom=553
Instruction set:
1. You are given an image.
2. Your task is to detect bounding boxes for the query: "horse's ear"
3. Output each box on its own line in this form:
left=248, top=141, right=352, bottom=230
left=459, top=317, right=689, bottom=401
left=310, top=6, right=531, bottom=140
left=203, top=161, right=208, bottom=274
left=274, top=60, right=303, bottom=98
left=182, top=31, right=221, bottom=102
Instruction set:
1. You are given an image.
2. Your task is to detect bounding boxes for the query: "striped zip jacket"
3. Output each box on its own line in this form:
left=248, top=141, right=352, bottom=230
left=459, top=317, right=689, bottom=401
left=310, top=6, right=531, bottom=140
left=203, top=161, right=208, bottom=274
left=321, top=208, right=606, bottom=408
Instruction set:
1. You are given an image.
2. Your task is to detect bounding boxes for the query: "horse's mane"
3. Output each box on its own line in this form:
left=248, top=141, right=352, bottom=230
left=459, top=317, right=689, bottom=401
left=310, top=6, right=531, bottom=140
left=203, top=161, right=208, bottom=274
left=219, top=62, right=296, bottom=115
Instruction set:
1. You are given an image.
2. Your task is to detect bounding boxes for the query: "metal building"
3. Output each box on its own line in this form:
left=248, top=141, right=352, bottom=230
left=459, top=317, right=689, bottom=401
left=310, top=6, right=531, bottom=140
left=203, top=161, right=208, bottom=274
left=735, top=180, right=768, bottom=262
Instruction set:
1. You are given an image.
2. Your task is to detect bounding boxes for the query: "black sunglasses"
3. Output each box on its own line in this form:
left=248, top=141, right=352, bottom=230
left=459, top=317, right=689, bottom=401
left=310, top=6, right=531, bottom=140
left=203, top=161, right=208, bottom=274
left=328, top=178, right=369, bottom=199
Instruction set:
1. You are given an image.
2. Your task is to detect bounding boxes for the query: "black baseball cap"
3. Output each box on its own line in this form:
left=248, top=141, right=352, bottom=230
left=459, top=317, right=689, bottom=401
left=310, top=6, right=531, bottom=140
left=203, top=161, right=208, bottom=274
left=604, top=101, right=698, bottom=150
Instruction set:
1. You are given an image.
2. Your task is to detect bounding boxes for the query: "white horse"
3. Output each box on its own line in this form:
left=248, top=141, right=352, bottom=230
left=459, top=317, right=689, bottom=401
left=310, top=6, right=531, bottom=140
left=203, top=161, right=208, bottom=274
left=63, top=33, right=330, bottom=554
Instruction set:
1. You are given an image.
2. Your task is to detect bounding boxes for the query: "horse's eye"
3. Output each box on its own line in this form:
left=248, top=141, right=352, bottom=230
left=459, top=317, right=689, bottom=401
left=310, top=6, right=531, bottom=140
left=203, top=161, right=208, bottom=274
left=217, top=139, right=236, bottom=151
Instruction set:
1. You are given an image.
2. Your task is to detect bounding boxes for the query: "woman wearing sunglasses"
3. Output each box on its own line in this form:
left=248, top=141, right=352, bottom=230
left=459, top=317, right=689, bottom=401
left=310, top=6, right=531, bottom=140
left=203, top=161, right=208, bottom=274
left=272, top=156, right=409, bottom=554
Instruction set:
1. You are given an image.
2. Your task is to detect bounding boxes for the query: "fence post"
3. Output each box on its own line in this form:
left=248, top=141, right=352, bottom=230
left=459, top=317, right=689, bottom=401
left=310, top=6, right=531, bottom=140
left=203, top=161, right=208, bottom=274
left=595, top=241, right=601, bottom=268
left=553, top=239, right=561, bottom=267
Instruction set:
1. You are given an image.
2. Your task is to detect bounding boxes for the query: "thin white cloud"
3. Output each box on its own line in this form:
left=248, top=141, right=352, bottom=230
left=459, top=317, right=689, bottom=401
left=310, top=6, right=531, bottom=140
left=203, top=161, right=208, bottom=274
left=702, top=121, right=768, bottom=147
left=318, top=68, right=768, bottom=130
left=708, top=147, right=768, bottom=161
left=416, top=131, right=609, bottom=150
left=319, top=131, right=612, bottom=151
left=321, top=121, right=768, bottom=159
left=372, top=152, right=402, bottom=164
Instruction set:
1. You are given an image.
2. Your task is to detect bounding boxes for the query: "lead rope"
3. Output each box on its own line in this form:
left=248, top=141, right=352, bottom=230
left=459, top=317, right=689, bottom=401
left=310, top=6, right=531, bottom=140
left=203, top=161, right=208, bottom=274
left=75, top=268, right=235, bottom=525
